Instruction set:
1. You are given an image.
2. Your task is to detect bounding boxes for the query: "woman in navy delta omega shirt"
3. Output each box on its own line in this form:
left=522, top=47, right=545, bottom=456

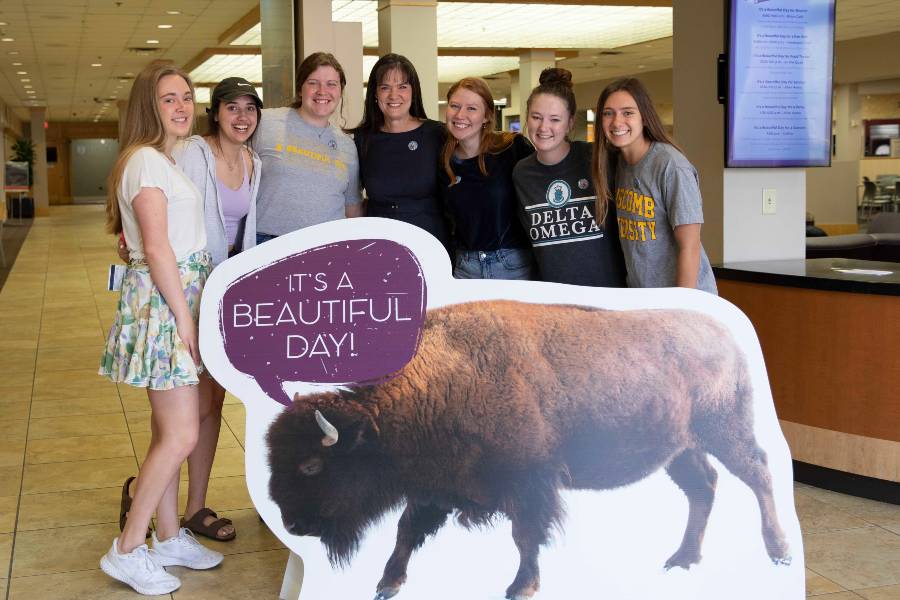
left=439, top=77, right=535, bottom=280
left=512, top=68, right=626, bottom=286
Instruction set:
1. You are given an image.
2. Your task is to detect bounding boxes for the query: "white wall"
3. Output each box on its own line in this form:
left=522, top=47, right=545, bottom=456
left=805, top=160, right=859, bottom=225
left=675, top=0, right=809, bottom=264
left=723, top=169, right=806, bottom=263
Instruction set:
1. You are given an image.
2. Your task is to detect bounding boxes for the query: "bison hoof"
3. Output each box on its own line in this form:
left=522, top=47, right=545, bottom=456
left=771, top=554, right=792, bottom=567
left=374, top=587, right=401, bottom=600
left=505, top=584, right=538, bottom=599
left=664, top=549, right=701, bottom=571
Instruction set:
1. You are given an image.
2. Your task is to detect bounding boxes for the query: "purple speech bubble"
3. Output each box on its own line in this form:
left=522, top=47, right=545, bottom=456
left=219, top=239, right=427, bottom=406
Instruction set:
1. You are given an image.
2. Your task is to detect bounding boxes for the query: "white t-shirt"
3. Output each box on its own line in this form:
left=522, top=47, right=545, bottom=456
left=119, top=146, right=206, bottom=261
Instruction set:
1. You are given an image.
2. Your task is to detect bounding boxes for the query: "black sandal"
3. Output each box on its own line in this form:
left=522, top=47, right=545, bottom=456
left=119, top=476, right=152, bottom=538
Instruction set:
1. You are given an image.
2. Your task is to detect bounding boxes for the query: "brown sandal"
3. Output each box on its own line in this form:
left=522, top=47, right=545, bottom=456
left=181, top=507, right=236, bottom=542
left=119, top=476, right=152, bottom=538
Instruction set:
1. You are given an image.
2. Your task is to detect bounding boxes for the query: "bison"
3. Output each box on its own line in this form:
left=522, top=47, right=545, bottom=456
left=266, top=300, right=791, bottom=600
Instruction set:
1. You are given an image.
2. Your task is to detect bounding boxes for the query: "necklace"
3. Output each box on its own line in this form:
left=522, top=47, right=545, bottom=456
left=213, top=139, right=242, bottom=172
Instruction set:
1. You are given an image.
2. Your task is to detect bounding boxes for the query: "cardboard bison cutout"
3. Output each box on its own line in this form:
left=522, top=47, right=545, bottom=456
left=199, top=218, right=803, bottom=600
left=266, top=300, right=791, bottom=600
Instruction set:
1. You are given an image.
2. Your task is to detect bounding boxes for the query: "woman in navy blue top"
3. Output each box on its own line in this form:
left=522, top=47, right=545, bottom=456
left=439, top=76, right=535, bottom=280
left=351, top=54, right=450, bottom=253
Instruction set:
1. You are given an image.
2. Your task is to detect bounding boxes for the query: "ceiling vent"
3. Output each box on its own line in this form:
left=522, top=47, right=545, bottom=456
left=128, top=47, right=160, bottom=55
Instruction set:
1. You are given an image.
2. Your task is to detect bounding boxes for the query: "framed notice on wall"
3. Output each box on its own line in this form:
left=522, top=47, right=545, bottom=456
left=5, top=161, right=29, bottom=188
left=726, top=0, right=836, bottom=168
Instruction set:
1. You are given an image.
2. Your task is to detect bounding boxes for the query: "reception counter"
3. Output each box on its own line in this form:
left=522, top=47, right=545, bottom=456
left=714, top=258, right=899, bottom=497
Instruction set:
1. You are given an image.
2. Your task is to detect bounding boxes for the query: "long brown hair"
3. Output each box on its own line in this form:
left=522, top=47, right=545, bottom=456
left=106, top=60, right=195, bottom=234
left=290, top=52, right=347, bottom=126
left=441, top=77, right=516, bottom=186
left=591, top=77, right=679, bottom=225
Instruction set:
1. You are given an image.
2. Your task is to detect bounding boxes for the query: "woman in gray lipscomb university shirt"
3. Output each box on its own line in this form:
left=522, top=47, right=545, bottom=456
left=254, top=52, right=363, bottom=244
left=592, top=77, right=717, bottom=294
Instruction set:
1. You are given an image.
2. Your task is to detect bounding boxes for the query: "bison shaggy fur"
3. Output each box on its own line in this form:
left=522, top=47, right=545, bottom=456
left=266, top=300, right=790, bottom=600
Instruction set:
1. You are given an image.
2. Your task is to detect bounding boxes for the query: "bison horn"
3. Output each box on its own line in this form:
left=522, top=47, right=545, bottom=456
left=315, top=410, right=339, bottom=447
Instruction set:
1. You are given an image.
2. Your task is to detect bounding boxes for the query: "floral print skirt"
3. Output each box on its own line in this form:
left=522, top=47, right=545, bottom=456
left=98, top=251, right=211, bottom=390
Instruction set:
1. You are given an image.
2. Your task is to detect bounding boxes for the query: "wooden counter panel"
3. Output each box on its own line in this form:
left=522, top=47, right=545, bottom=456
left=718, top=279, right=900, bottom=443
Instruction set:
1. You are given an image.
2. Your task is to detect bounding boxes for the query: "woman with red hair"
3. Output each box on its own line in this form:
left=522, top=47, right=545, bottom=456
left=439, top=77, right=535, bottom=280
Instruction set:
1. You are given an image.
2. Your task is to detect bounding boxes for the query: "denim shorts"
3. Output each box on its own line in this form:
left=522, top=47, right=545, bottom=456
left=453, top=248, right=534, bottom=280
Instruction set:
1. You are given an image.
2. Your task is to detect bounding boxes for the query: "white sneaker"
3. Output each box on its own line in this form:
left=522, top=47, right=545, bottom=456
left=152, top=527, right=224, bottom=569
left=100, top=537, right=181, bottom=595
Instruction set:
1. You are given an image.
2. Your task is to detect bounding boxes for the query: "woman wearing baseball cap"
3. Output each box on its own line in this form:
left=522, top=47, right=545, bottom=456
left=117, top=76, right=263, bottom=544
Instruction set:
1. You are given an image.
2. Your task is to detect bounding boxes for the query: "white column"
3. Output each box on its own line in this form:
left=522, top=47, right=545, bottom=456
left=30, top=108, right=49, bottom=216
left=804, top=84, right=859, bottom=226
left=501, top=72, right=520, bottom=131
left=294, top=3, right=363, bottom=130
left=296, top=0, right=334, bottom=57
left=377, top=1, right=439, bottom=119
left=673, top=0, right=805, bottom=263
left=333, top=21, right=364, bottom=130
left=517, top=49, right=555, bottom=126
left=833, top=84, right=862, bottom=162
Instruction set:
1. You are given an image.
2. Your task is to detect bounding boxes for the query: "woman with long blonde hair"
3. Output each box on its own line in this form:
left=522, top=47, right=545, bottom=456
left=439, top=77, right=535, bottom=279
left=99, top=60, right=222, bottom=595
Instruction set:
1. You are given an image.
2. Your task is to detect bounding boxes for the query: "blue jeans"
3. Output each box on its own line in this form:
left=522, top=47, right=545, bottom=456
left=453, top=248, right=534, bottom=280
left=256, top=232, right=278, bottom=245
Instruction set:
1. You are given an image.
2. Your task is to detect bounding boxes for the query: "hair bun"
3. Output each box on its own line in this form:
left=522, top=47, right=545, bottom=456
left=539, top=68, right=573, bottom=88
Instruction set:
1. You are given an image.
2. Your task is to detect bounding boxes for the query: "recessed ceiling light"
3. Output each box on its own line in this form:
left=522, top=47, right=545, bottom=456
left=157, top=24, right=173, bottom=29
left=16, top=70, right=26, bottom=75
left=91, top=63, right=102, bottom=67
left=7, top=51, right=18, bottom=55
left=23, top=85, right=32, bottom=89
left=146, top=39, right=159, bottom=44
left=165, top=10, right=180, bottom=15
left=11, top=62, right=21, bottom=66
left=0, top=22, right=7, bottom=26
left=20, top=78, right=30, bottom=82
left=1, top=38, right=14, bottom=42
left=26, top=90, right=35, bottom=95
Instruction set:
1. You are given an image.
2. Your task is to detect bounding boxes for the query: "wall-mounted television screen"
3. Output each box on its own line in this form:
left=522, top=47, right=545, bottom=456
left=726, top=0, right=836, bottom=168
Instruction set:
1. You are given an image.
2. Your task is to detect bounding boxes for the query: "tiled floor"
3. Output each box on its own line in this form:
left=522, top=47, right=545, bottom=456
left=0, top=205, right=897, bottom=599
left=0, top=206, right=286, bottom=599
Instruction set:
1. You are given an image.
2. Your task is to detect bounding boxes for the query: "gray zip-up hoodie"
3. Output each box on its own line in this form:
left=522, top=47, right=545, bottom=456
left=175, top=135, right=261, bottom=267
